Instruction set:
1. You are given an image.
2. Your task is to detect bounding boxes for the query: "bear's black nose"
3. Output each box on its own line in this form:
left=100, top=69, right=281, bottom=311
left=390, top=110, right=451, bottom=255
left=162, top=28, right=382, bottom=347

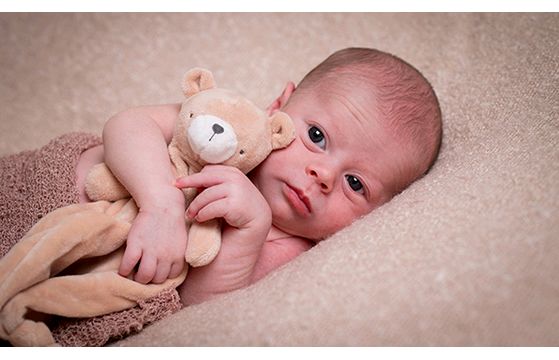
left=212, top=124, right=224, bottom=134
left=209, top=123, right=225, bottom=142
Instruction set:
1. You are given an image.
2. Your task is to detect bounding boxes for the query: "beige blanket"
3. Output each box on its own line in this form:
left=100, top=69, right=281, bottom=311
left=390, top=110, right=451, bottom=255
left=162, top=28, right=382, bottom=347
left=0, top=199, right=186, bottom=346
left=1, top=13, right=557, bottom=345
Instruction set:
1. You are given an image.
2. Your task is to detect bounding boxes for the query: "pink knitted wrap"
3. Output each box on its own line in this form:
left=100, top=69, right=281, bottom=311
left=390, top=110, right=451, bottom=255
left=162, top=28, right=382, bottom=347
left=0, top=132, right=182, bottom=346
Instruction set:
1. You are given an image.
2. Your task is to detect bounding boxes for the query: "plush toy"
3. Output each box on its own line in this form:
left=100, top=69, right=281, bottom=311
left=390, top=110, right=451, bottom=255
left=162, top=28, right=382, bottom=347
left=0, top=68, right=295, bottom=346
left=85, top=67, right=295, bottom=266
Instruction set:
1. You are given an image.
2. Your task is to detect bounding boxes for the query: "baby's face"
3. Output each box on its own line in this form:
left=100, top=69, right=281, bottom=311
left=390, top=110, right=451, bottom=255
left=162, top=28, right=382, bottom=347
left=251, top=84, right=406, bottom=241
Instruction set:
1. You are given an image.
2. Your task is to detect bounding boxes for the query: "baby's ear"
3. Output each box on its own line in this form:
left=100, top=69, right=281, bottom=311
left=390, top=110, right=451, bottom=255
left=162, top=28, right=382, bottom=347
left=269, top=111, right=296, bottom=150
left=182, top=68, right=216, bottom=97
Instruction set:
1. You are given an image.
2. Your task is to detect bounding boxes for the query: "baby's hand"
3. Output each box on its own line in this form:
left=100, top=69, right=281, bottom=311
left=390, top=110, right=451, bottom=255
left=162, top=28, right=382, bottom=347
left=174, top=165, right=272, bottom=304
left=119, top=189, right=187, bottom=284
left=176, top=165, right=271, bottom=237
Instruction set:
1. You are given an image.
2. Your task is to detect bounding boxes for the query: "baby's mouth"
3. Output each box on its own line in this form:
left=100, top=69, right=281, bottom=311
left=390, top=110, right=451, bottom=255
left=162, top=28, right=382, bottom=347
left=283, top=183, right=312, bottom=216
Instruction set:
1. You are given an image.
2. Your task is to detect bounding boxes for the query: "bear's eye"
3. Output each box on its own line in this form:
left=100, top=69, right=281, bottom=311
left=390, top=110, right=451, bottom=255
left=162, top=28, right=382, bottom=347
left=189, top=113, right=194, bottom=118
left=239, top=149, right=245, bottom=155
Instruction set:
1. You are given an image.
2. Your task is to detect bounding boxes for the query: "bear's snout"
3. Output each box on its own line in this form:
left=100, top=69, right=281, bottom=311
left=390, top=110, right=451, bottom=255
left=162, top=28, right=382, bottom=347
left=188, top=114, right=238, bottom=163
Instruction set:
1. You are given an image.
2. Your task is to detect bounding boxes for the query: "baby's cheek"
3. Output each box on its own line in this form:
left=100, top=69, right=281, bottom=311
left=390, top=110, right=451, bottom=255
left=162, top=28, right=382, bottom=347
left=323, top=206, right=358, bottom=234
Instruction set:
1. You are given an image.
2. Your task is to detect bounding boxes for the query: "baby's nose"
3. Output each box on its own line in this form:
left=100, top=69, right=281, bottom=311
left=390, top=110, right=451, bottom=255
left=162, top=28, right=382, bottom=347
left=306, top=166, right=334, bottom=193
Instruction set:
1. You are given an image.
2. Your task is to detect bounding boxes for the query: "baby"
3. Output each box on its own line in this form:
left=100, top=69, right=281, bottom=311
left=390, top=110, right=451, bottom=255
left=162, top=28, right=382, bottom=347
left=73, top=47, right=442, bottom=305
left=68, top=47, right=443, bottom=306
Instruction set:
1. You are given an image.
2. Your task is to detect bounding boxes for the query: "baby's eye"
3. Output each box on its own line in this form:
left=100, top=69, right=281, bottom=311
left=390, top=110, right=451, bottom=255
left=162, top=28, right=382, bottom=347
left=345, top=175, right=364, bottom=194
left=308, top=125, right=326, bottom=149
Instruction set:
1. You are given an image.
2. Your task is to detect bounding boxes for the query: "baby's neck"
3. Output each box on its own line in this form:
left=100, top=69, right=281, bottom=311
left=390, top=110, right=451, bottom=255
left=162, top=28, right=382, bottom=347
left=266, top=224, right=296, bottom=242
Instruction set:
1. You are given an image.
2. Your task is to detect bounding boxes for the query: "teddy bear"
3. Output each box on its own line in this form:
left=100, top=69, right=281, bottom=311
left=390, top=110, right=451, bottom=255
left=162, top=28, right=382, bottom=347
left=85, top=67, right=296, bottom=266
left=0, top=68, right=295, bottom=346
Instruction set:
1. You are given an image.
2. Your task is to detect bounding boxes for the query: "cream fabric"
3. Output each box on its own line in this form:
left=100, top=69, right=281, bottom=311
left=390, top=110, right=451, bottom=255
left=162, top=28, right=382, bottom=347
left=1, top=13, right=557, bottom=345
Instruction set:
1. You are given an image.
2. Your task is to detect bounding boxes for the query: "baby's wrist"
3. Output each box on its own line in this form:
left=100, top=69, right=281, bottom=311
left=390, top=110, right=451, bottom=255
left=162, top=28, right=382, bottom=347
left=241, top=202, right=272, bottom=239
left=136, top=185, right=186, bottom=214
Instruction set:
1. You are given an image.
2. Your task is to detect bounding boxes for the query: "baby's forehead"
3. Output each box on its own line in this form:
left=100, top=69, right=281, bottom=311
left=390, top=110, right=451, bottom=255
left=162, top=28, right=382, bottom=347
left=316, top=78, right=384, bottom=117
left=316, top=88, right=390, bottom=138
left=296, top=76, right=400, bottom=144
left=314, top=72, right=377, bottom=98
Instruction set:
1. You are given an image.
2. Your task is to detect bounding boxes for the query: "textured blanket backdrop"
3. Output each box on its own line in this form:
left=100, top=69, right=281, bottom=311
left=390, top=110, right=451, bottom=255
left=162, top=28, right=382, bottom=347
left=1, top=13, right=558, bottom=345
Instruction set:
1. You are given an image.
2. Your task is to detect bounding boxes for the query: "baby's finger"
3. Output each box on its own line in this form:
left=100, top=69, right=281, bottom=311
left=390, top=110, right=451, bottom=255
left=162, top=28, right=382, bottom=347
left=152, top=262, right=171, bottom=284
left=186, top=184, right=228, bottom=219
left=169, top=261, right=185, bottom=279
left=193, top=198, right=230, bottom=223
left=134, top=256, right=157, bottom=284
left=119, top=246, right=142, bottom=277
left=175, top=171, right=224, bottom=189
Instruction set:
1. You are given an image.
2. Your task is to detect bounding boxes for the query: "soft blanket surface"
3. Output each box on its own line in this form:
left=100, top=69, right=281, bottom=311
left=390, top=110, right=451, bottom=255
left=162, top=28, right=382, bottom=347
left=1, top=13, right=557, bottom=345
left=0, top=198, right=186, bottom=346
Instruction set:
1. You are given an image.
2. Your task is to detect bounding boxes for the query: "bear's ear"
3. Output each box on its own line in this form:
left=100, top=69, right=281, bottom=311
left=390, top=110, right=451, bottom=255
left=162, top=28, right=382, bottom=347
left=182, top=68, right=216, bottom=97
left=269, top=111, right=296, bottom=150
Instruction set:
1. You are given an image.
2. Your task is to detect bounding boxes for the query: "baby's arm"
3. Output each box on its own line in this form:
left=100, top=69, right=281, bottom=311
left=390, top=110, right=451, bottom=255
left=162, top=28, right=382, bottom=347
left=102, top=103, right=187, bottom=284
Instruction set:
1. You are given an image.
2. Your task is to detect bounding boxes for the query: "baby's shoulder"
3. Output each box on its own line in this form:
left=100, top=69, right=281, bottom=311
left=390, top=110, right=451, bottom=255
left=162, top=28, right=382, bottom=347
left=251, top=236, right=314, bottom=283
